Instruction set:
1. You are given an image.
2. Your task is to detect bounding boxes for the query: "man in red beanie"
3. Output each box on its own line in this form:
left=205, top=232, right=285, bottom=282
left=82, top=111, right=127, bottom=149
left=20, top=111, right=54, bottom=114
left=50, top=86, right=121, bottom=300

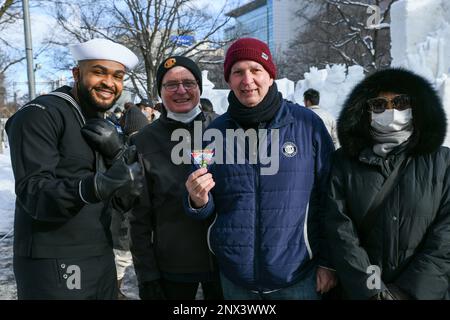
left=185, top=38, right=337, bottom=299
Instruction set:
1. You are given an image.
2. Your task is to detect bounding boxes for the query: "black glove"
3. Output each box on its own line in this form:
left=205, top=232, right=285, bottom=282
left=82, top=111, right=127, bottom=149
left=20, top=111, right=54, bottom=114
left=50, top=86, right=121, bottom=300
left=81, top=118, right=125, bottom=166
left=110, top=147, right=145, bottom=211
left=80, top=146, right=143, bottom=202
left=139, top=280, right=166, bottom=300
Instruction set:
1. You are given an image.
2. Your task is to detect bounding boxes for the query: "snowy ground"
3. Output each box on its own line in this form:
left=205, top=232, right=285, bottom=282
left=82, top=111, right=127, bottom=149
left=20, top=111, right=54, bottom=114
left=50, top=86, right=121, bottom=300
left=0, top=146, right=17, bottom=300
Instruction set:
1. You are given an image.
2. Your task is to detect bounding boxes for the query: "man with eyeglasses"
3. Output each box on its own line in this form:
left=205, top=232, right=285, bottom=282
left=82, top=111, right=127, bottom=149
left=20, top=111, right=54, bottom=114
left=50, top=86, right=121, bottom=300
left=129, top=56, right=223, bottom=300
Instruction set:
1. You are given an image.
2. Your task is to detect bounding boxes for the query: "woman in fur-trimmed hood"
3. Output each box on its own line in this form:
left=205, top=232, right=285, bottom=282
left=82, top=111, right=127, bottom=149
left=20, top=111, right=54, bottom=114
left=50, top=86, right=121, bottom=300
left=338, top=68, right=446, bottom=157
left=325, top=68, right=450, bottom=300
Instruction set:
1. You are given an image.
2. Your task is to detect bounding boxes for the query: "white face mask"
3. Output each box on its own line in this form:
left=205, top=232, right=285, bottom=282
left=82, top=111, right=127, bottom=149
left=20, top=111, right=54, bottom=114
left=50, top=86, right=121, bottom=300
left=166, top=104, right=202, bottom=123
left=371, top=108, right=413, bottom=132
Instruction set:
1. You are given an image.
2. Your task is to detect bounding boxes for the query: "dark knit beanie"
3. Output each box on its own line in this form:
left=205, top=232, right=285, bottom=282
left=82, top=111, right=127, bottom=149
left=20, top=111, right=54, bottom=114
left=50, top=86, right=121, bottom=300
left=223, top=38, right=277, bottom=82
left=123, top=106, right=150, bottom=136
left=156, top=56, right=202, bottom=96
left=137, top=99, right=152, bottom=108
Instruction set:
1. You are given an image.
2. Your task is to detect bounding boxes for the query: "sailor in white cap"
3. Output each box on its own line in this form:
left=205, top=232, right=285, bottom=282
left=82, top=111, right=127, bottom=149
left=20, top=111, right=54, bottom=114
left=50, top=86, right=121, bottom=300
left=69, top=38, right=139, bottom=114
left=5, top=38, right=143, bottom=299
left=70, top=38, right=139, bottom=70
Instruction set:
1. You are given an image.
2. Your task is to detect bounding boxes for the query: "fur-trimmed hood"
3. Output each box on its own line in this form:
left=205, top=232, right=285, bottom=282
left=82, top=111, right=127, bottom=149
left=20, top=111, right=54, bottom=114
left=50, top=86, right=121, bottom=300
left=337, top=68, right=447, bottom=157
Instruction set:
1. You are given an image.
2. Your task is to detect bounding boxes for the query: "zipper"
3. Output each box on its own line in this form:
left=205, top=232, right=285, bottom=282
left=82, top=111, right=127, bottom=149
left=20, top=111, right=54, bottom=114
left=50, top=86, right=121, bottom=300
left=303, top=203, right=313, bottom=259
left=254, top=158, right=261, bottom=292
left=206, top=214, right=218, bottom=255
left=254, top=123, right=264, bottom=292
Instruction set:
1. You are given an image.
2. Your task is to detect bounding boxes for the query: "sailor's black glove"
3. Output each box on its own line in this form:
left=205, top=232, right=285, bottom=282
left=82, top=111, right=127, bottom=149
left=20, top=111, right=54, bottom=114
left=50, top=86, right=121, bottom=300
left=80, top=146, right=143, bottom=202
left=81, top=118, right=125, bottom=166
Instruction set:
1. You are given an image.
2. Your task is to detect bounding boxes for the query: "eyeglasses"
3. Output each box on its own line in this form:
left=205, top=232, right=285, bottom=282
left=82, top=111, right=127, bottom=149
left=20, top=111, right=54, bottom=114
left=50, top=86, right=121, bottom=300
left=367, top=94, right=411, bottom=114
left=162, top=80, right=198, bottom=92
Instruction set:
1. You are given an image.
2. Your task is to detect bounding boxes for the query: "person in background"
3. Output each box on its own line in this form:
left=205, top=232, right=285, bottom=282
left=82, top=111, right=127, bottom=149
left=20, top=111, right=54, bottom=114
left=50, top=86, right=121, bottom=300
left=6, top=38, right=143, bottom=299
left=325, top=68, right=450, bottom=300
left=303, top=88, right=339, bottom=148
left=200, top=97, right=219, bottom=123
left=119, top=102, right=136, bottom=129
left=137, top=99, right=161, bottom=123
left=111, top=105, right=150, bottom=299
left=153, top=102, right=163, bottom=113
left=185, top=38, right=336, bottom=300
left=106, top=107, right=124, bottom=134
left=129, top=56, right=223, bottom=300
left=114, top=107, right=123, bottom=122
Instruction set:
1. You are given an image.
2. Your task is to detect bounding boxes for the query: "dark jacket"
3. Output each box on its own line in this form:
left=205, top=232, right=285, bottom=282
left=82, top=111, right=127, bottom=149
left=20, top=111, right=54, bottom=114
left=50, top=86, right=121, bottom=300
left=129, top=109, right=216, bottom=284
left=5, top=86, right=112, bottom=258
left=185, top=99, right=335, bottom=292
left=326, top=68, right=450, bottom=299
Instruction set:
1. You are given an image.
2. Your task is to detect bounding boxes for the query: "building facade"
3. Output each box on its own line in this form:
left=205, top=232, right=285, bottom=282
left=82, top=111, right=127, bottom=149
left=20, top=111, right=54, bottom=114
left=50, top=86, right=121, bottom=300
left=225, top=0, right=308, bottom=59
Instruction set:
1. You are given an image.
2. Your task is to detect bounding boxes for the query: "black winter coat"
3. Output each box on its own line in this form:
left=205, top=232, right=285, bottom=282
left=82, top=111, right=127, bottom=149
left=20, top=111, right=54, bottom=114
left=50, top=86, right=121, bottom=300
left=5, top=86, right=113, bottom=258
left=129, top=109, right=216, bottom=284
left=326, top=69, right=450, bottom=300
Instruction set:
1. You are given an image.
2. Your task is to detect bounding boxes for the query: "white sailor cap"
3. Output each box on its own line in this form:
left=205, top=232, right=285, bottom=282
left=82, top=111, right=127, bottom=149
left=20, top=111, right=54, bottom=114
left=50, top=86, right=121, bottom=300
left=69, top=38, right=139, bottom=70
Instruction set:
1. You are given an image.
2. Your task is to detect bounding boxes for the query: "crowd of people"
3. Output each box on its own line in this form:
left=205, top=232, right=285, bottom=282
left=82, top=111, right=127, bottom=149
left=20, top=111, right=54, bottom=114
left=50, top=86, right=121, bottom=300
left=4, top=36, right=450, bottom=300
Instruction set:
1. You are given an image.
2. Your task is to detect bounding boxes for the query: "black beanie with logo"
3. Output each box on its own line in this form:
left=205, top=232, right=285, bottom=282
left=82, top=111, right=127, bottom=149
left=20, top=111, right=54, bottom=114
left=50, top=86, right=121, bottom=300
left=156, top=56, right=202, bottom=96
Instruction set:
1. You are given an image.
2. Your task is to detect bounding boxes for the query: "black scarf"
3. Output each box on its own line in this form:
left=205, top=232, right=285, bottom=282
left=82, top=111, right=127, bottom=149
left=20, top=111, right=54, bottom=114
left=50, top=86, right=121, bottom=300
left=228, top=83, right=282, bottom=129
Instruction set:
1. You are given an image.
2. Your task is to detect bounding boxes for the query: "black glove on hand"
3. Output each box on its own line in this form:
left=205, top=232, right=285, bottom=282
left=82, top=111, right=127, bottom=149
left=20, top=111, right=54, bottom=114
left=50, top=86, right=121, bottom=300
left=113, top=146, right=145, bottom=209
left=81, top=118, right=125, bottom=166
left=139, top=280, right=166, bottom=300
left=80, top=145, right=143, bottom=203
left=95, top=145, right=143, bottom=201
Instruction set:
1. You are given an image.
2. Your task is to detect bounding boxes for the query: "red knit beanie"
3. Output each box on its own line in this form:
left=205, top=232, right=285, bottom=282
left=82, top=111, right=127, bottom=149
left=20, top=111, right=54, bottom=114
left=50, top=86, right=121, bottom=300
left=223, top=38, right=277, bottom=82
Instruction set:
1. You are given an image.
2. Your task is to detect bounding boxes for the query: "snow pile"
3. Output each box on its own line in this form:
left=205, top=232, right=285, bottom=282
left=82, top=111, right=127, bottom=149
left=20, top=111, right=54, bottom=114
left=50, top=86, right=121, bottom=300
left=201, top=70, right=229, bottom=115
left=0, top=148, right=15, bottom=235
left=391, top=0, right=450, bottom=81
left=293, top=64, right=365, bottom=118
left=275, top=78, right=296, bottom=102
left=391, top=0, right=450, bottom=146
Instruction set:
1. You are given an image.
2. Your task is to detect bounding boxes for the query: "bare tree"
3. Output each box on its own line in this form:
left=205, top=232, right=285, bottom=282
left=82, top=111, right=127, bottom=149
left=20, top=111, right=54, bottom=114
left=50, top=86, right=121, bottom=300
left=278, top=0, right=396, bottom=81
left=0, top=0, right=18, bottom=26
left=0, top=0, right=23, bottom=74
left=47, top=0, right=233, bottom=99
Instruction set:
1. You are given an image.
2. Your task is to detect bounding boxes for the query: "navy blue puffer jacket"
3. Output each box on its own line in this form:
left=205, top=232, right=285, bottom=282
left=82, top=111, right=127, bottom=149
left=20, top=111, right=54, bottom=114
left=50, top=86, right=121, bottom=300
left=185, top=100, right=335, bottom=291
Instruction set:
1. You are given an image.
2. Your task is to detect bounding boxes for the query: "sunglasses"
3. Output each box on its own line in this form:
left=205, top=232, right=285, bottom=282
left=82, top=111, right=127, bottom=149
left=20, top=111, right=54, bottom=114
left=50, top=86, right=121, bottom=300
left=367, top=94, right=411, bottom=113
